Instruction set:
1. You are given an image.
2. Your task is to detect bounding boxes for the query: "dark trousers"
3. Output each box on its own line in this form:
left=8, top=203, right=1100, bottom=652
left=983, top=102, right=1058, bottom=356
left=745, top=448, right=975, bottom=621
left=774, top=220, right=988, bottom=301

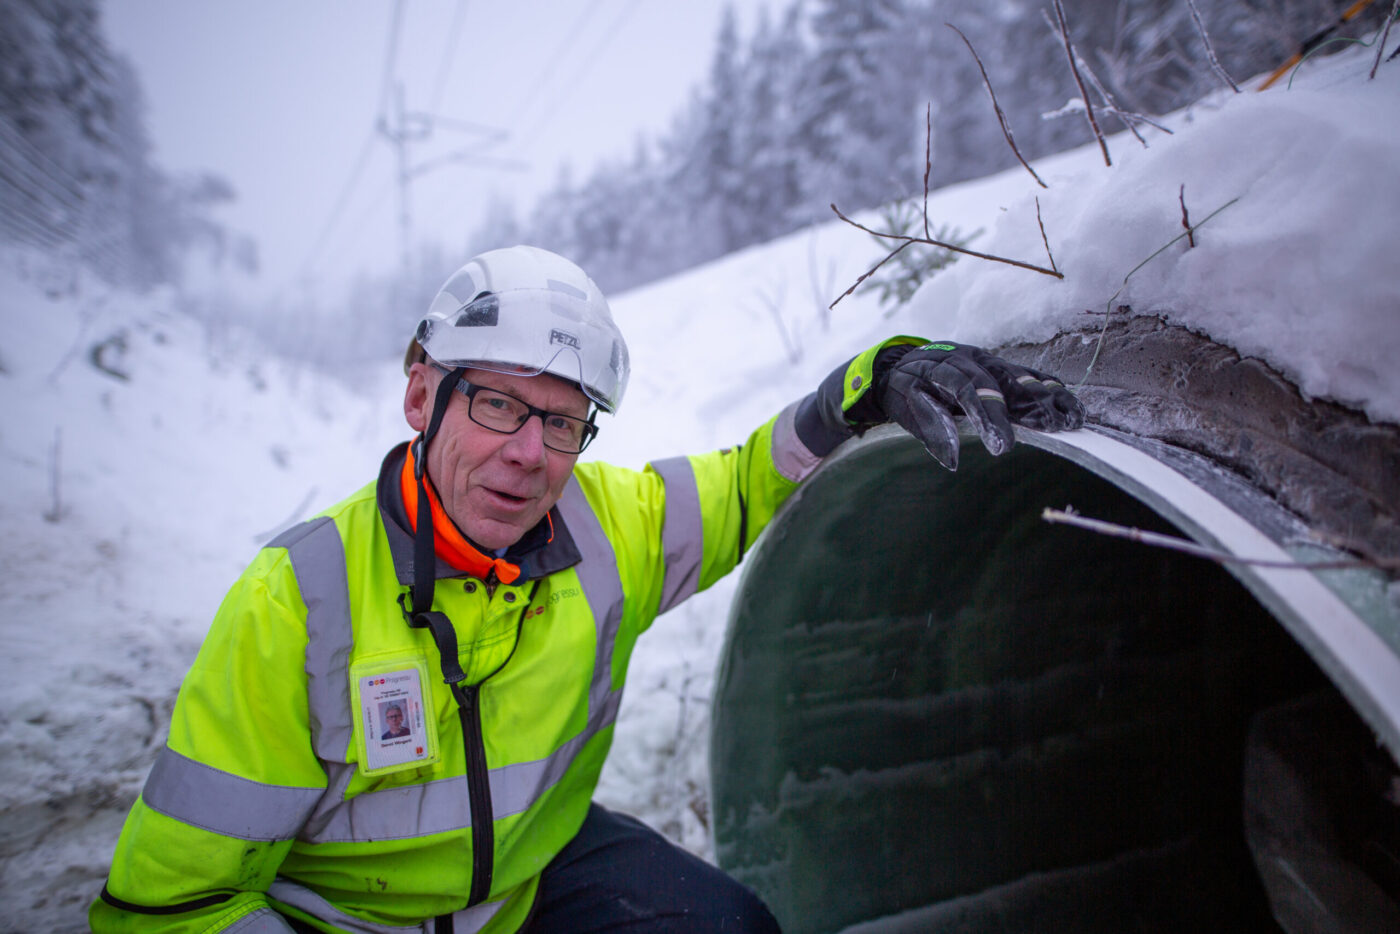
left=524, top=803, right=782, bottom=933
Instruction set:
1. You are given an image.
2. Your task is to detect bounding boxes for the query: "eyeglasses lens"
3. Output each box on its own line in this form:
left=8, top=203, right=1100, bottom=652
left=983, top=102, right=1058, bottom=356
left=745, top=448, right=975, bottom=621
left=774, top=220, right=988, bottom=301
left=469, top=389, right=592, bottom=454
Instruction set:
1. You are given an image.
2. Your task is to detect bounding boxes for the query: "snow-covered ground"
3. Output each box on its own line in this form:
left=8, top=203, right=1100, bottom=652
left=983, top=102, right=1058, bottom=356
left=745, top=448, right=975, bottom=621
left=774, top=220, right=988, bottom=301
left=1, top=43, right=1396, bottom=933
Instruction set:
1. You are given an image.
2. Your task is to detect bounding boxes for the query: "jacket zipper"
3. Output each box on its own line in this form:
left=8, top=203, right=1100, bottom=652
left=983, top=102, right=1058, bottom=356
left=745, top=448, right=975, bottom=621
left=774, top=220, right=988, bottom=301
left=452, top=681, right=494, bottom=907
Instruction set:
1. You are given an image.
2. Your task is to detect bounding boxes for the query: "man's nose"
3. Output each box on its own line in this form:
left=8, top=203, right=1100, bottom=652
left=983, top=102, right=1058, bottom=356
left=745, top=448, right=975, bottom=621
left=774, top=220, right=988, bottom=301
left=502, top=415, right=549, bottom=464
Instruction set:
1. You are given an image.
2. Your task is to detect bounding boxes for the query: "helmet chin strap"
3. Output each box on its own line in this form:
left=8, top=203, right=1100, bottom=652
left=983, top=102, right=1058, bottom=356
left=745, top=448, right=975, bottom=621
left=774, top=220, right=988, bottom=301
left=403, top=367, right=467, bottom=656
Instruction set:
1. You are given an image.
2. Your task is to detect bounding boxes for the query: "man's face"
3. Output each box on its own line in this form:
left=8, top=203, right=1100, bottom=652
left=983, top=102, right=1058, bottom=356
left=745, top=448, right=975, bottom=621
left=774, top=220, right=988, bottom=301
left=385, top=708, right=404, bottom=730
left=404, top=364, right=588, bottom=552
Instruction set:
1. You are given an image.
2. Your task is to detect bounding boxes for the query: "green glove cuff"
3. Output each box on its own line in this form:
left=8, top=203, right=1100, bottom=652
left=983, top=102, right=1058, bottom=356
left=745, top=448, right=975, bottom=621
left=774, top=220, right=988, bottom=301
left=842, top=335, right=927, bottom=413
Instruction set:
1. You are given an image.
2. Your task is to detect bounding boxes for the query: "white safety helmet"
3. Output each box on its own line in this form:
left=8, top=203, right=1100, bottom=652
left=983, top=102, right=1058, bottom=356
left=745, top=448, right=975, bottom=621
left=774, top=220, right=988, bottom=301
left=406, top=245, right=630, bottom=413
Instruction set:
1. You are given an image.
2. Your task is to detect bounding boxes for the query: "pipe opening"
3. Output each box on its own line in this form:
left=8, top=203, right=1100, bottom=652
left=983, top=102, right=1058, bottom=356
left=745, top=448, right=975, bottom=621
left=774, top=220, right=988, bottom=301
left=711, top=434, right=1400, bottom=933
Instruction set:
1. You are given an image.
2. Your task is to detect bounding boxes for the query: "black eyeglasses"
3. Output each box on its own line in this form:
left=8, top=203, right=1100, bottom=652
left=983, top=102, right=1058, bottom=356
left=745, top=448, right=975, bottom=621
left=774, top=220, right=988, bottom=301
left=448, top=377, right=598, bottom=454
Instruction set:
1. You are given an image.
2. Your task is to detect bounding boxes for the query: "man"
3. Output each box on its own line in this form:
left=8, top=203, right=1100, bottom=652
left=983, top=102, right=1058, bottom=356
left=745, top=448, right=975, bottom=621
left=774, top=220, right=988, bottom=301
left=380, top=705, right=411, bottom=740
left=93, top=246, right=1082, bottom=932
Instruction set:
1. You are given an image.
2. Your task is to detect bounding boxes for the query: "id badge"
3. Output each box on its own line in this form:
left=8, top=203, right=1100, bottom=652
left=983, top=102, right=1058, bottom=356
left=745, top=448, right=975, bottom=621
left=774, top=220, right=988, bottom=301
left=350, top=657, right=440, bottom=776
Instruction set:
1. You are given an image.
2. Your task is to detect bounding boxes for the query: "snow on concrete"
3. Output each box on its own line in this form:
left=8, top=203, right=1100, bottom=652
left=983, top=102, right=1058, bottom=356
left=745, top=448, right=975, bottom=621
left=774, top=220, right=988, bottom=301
left=909, top=46, right=1400, bottom=424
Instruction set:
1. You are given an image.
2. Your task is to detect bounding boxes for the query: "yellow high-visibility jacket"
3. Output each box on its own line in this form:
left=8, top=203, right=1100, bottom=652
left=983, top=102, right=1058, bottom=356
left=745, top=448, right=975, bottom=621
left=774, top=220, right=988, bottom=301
left=92, top=340, right=920, bottom=933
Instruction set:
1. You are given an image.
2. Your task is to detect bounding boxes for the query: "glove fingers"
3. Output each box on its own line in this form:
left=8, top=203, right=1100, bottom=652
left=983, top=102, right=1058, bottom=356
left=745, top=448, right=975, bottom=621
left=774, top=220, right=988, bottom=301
left=884, top=371, right=962, bottom=470
left=986, top=363, right=1086, bottom=432
left=903, top=388, right=962, bottom=469
left=878, top=343, right=1080, bottom=467
left=929, top=357, right=1016, bottom=457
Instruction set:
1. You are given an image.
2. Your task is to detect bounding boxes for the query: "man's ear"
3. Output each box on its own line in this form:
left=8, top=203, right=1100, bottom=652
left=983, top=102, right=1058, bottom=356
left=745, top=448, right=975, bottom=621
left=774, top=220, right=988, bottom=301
left=404, top=363, right=435, bottom=433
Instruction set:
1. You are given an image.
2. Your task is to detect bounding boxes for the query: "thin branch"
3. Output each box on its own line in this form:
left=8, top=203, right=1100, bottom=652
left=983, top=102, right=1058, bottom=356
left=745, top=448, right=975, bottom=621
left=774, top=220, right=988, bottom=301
left=923, top=103, right=932, bottom=240
left=806, top=226, right=837, bottom=333
left=1039, top=13, right=1165, bottom=147
left=830, top=205, right=1061, bottom=277
left=828, top=202, right=1063, bottom=309
left=1075, top=57, right=1148, bottom=146
left=1052, top=0, right=1111, bottom=166
left=1268, top=0, right=1389, bottom=90
left=1374, top=0, right=1400, bottom=79
left=1042, top=508, right=1400, bottom=571
left=1186, top=0, right=1241, bottom=92
left=1179, top=184, right=1195, bottom=248
left=1036, top=196, right=1058, bottom=275
left=1078, top=196, right=1240, bottom=384
left=43, top=427, right=63, bottom=524
left=830, top=239, right=914, bottom=309
left=753, top=279, right=801, bottom=365
left=947, top=22, right=1048, bottom=187
left=1099, top=105, right=1173, bottom=136
left=1041, top=92, right=1173, bottom=138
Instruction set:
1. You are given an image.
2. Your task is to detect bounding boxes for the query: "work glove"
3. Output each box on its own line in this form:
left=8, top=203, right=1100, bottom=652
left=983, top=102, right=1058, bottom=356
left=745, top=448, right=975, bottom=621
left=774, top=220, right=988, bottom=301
left=875, top=341, right=1084, bottom=470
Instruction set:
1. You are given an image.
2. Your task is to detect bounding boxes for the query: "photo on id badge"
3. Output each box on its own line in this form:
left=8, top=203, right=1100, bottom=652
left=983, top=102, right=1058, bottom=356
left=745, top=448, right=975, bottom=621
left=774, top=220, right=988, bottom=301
left=359, top=664, right=435, bottom=773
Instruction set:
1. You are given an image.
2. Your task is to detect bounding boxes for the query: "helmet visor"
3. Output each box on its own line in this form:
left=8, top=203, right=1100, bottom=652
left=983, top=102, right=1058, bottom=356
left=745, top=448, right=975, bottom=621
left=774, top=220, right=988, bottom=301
left=416, top=289, right=630, bottom=413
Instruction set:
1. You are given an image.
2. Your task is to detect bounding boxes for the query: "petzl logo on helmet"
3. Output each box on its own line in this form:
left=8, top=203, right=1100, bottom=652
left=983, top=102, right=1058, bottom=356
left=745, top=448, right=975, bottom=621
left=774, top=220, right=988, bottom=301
left=550, top=329, right=580, bottom=349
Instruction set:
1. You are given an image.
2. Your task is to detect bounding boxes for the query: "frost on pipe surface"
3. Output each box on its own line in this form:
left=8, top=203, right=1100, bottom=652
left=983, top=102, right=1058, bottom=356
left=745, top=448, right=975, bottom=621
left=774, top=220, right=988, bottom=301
left=710, top=425, right=1400, bottom=934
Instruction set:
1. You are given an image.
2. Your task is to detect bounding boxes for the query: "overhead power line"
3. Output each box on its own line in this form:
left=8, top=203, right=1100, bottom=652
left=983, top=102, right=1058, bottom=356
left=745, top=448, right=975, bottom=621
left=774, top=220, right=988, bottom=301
left=430, top=0, right=472, bottom=113
left=292, top=128, right=380, bottom=283
left=505, top=0, right=608, bottom=126
left=378, top=0, right=406, bottom=121
left=514, top=0, right=644, bottom=153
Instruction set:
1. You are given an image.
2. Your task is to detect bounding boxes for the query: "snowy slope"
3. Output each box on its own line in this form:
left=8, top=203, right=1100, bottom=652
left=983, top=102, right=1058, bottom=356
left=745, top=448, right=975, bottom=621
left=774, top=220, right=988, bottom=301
left=1, top=42, right=1396, bottom=933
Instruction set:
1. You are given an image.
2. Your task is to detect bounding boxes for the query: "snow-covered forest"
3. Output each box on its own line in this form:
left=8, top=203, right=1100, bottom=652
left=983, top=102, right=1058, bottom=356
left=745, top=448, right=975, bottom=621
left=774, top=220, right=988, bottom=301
left=4, top=1, right=1394, bottom=353
left=2, top=0, right=1398, bottom=931
left=484, top=0, right=1396, bottom=295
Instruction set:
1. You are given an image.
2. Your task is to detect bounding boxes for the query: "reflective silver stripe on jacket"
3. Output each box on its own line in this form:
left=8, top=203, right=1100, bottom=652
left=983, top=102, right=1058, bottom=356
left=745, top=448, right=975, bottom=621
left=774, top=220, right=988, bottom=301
left=224, top=906, right=298, bottom=933
left=268, top=879, right=509, bottom=934
left=555, top=478, right=626, bottom=725
left=142, top=747, right=322, bottom=842
left=650, top=455, right=702, bottom=616
left=270, top=516, right=355, bottom=762
left=302, top=690, right=628, bottom=844
left=293, top=477, right=627, bottom=845
left=769, top=399, right=822, bottom=483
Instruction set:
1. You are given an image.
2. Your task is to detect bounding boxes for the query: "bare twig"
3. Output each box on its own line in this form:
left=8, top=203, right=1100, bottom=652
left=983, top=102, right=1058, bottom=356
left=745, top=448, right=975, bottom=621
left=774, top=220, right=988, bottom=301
left=1101, top=104, right=1172, bottom=136
left=1042, top=507, right=1400, bottom=571
left=89, top=333, right=131, bottom=382
left=947, top=22, right=1048, bottom=188
left=1263, top=0, right=1386, bottom=89
left=1179, top=185, right=1195, bottom=248
left=1186, top=0, right=1241, bottom=92
left=1035, top=197, right=1058, bottom=274
left=1052, top=0, right=1111, bottom=166
left=753, top=279, right=801, bottom=364
left=43, top=427, right=63, bottom=524
left=1041, top=9, right=1172, bottom=144
left=831, top=205, right=1060, bottom=276
left=828, top=202, right=1062, bottom=309
left=806, top=226, right=837, bottom=333
left=1374, top=0, right=1400, bottom=79
left=923, top=104, right=933, bottom=239
left=1075, top=56, right=1148, bottom=146
left=1078, top=195, right=1240, bottom=384
left=830, top=239, right=914, bottom=309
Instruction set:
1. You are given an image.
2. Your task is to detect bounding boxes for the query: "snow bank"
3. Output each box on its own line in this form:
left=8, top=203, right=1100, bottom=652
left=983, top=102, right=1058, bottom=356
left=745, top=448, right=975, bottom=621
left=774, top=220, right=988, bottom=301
left=909, top=48, right=1400, bottom=424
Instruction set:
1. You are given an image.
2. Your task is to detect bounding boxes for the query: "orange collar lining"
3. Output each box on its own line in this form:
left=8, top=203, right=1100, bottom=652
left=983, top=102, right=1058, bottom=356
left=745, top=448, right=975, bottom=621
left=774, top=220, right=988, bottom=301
left=401, top=443, right=522, bottom=584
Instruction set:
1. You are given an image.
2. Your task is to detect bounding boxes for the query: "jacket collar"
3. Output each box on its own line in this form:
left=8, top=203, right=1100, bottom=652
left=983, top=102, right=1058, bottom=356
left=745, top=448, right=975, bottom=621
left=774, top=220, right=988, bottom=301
left=376, top=441, right=582, bottom=586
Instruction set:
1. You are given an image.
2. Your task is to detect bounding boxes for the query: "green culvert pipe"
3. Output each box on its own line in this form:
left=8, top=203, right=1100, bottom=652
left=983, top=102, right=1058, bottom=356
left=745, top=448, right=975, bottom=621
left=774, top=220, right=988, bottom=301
left=710, top=425, right=1400, bottom=934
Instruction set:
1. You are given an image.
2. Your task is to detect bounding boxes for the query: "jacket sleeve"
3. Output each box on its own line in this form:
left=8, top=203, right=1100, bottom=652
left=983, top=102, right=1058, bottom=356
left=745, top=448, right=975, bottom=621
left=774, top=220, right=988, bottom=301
left=631, top=335, right=929, bottom=622
left=91, top=551, right=327, bottom=932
